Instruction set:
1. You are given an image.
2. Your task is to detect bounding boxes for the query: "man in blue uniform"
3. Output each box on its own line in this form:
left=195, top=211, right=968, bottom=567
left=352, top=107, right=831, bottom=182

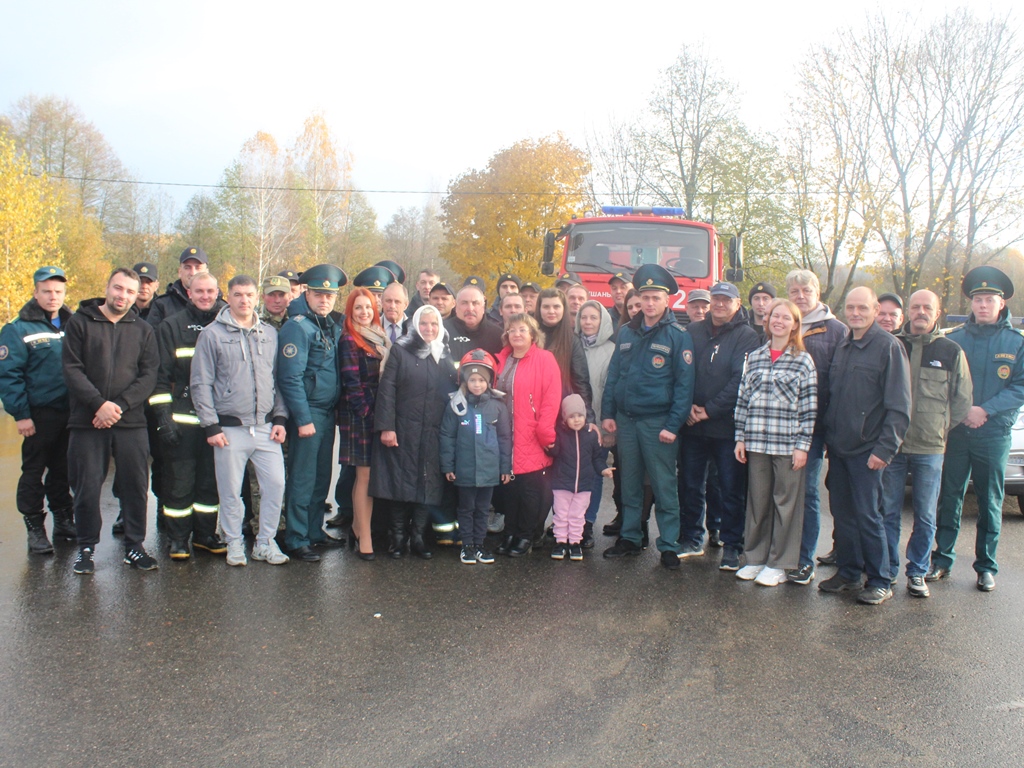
left=602, top=263, right=695, bottom=569
left=0, top=266, right=76, bottom=554
left=277, top=264, right=347, bottom=562
left=929, top=266, right=1024, bottom=592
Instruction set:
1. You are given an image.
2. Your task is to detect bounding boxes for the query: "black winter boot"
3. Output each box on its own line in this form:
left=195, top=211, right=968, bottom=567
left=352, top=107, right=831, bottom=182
left=388, top=506, right=408, bottom=559
left=25, top=515, right=54, bottom=555
left=410, top=507, right=433, bottom=560
left=51, top=508, right=77, bottom=542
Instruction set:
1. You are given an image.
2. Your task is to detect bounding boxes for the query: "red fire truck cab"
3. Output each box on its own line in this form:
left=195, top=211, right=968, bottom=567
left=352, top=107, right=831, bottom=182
left=541, top=206, right=741, bottom=321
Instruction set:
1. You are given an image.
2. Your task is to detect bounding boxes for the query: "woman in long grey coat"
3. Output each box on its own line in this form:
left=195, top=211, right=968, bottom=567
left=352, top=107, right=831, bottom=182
left=370, top=305, right=458, bottom=559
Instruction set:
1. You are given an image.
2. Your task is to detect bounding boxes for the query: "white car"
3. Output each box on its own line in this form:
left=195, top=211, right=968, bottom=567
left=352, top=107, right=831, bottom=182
left=1006, top=411, right=1024, bottom=513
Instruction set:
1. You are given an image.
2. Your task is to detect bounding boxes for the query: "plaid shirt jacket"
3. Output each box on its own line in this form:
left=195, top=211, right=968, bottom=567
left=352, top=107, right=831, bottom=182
left=734, top=345, right=817, bottom=455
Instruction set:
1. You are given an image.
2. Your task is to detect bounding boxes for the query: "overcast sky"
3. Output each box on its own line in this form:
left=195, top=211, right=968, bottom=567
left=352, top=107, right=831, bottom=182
left=2, top=0, right=1017, bottom=223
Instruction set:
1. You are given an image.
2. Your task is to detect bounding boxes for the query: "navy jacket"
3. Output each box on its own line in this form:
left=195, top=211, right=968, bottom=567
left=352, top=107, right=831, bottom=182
left=684, top=308, right=761, bottom=440
left=0, top=299, right=73, bottom=418
left=549, top=422, right=607, bottom=493
left=439, top=390, right=512, bottom=487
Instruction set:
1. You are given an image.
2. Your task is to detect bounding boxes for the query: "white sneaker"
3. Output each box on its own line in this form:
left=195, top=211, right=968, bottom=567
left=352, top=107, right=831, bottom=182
left=251, top=539, right=289, bottom=565
left=736, top=564, right=765, bottom=581
left=226, top=540, right=247, bottom=567
left=755, top=566, right=787, bottom=586
left=486, top=511, right=505, bottom=534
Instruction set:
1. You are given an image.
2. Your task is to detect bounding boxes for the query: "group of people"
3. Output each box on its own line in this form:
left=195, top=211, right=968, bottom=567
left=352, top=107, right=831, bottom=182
left=1, top=248, right=1021, bottom=605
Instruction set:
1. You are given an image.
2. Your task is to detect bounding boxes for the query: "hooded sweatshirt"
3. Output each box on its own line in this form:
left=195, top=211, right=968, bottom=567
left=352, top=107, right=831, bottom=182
left=799, top=302, right=847, bottom=432
left=62, top=299, right=159, bottom=429
left=574, top=300, right=615, bottom=418
left=190, top=306, right=288, bottom=437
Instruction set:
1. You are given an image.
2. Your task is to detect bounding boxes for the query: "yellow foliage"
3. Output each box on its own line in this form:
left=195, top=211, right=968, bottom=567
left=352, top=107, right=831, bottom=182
left=55, top=187, right=110, bottom=308
left=441, top=134, right=591, bottom=288
left=0, top=133, right=62, bottom=323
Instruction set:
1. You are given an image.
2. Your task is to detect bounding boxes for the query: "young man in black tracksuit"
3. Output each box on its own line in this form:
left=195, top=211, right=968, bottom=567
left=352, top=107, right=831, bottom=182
left=63, top=267, right=160, bottom=575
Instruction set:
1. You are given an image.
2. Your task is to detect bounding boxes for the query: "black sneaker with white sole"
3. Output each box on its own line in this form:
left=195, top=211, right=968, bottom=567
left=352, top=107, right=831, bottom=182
left=124, top=547, right=158, bottom=571
left=787, top=563, right=816, bottom=585
left=73, top=547, right=95, bottom=575
left=907, top=575, right=930, bottom=598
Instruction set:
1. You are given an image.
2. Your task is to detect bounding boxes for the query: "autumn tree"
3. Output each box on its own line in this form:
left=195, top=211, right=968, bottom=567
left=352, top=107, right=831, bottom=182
left=291, top=113, right=352, bottom=265
left=441, top=134, right=591, bottom=285
left=383, top=198, right=445, bottom=278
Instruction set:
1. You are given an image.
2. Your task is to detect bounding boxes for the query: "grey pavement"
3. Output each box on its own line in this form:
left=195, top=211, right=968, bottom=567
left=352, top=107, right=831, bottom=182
left=1, top=420, right=1024, bottom=767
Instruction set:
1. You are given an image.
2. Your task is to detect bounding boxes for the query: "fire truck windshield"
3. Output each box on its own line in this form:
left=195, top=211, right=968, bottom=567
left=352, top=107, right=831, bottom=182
left=564, top=221, right=710, bottom=278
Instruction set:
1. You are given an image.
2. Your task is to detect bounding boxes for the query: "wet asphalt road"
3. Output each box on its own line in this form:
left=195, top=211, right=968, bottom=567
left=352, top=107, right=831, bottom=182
left=1, top=418, right=1024, bottom=767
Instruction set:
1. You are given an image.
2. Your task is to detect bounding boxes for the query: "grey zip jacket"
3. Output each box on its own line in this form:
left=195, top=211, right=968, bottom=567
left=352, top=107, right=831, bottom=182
left=190, top=306, right=288, bottom=437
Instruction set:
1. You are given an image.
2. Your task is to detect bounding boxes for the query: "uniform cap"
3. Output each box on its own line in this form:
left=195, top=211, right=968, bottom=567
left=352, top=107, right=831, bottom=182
left=748, top=282, right=776, bottom=301
left=180, top=246, right=209, bottom=265
left=962, top=265, right=1014, bottom=299
left=609, top=272, right=632, bottom=287
left=632, top=264, right=677, bottom=295
left=33, top=266, right=66, bottom=283
left=462, top=276, right=486, bottom=291
left=132, top=263, right=158, bottom=282
left=520, top=281, right=541, bottom=293
left=556, top=272, right=582, bottom=289
left=352, top=265, right=394, bottom=292
left=302, top=264, right=348, bottom=292
left=262, top=275, right=291, bottom=293
left=375, top=260, right=406, bottom=284
left=278, top=270, right=300, bottom=283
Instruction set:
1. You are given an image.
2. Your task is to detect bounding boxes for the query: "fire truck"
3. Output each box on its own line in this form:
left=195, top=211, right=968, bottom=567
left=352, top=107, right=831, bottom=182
left=541, top=206, right=743, bottom=320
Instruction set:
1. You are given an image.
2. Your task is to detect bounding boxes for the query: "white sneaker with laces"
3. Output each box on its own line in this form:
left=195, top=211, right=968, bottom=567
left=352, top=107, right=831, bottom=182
left=252, top=539, right=289, bottom=565
left=736, top=564, right=765, bottom=581
left=226, top=540, right=247, bottom=567
left=755, top=566, right=787, bottom=586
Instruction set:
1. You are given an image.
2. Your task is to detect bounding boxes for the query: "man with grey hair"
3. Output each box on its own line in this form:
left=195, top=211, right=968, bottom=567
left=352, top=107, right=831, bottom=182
left=819, top=286, right=911, bottom=605
left=381, top=282, right=409, bottom=342
left=444, top=283, right=503, bottom=360
left=786, top=269, right=847, bottom=584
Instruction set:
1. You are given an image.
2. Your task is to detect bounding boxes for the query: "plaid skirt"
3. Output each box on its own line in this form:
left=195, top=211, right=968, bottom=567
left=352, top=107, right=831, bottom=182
left=337, top=406, right=374, bottom=467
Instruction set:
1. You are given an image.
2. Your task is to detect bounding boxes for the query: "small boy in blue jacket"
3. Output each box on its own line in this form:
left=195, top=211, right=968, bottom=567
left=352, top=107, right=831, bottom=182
left=549, top=394, right=613, bottom=561
left=440, top=350, right=511, bottom=565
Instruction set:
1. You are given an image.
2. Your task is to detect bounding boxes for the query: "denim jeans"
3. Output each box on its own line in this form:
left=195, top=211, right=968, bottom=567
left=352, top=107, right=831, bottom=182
left=881, top=452, right=943, bottom=577
left=797, top=433, right=826, bottom=568
left=679, top=435, right=747, bottom=550
left=827, top=450, right=889, bottom=590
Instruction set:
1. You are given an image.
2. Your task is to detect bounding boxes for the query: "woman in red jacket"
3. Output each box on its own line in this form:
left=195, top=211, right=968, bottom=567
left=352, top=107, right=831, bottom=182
left=494, top=313, right=562, bottom=557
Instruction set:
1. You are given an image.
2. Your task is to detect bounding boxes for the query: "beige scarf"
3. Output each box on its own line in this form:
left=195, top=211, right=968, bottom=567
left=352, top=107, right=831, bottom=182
left=355, top=322, right=389, bottom=370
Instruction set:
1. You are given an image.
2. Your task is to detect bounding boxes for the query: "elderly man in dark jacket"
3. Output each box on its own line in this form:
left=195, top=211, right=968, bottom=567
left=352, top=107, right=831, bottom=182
left=819, top=286, right=912, bottom=605
left=677, top=282, right=761, bottom=570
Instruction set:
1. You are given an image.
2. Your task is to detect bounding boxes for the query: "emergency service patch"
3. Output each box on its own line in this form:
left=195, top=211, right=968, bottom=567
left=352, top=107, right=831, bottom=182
left=620, top=342, right=632, bottom=351
left=683, top=350, right=693, bottom=365
left=998, top=364, right=1011, bottom=380
left=650, top=343, right=671, bottom=354
left=0, top=345, right=7, bottom=360
left=995, top=352, right=1016, bottom=360
left=282, top=343, right=298, bottom=358
left=652, top=355, right=665, bottom=369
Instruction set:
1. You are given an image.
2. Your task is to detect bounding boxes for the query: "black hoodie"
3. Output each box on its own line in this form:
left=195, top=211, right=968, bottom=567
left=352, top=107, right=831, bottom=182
left=62, top=299, right=159, bottom=429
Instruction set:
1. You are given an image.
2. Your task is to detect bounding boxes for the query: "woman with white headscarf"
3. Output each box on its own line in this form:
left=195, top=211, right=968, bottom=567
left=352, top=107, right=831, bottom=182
left=370, top=305, right=458, bottom=559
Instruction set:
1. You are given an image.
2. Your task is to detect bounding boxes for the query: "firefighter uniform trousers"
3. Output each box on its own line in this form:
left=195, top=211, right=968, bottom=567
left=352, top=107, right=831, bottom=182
left=160, top=413, right=220, bottom=543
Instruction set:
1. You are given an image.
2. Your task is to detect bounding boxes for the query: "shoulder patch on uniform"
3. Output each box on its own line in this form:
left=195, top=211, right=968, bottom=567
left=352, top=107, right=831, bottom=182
left=671, top=322, right=685, bottom=332
left=282, top=343, right=298, bottom=358
left=683, top=349, right=693, bottom=365
left=650, top=343, right=671, bottom=354
left=0, top=345, right=7, bottom=360
left=619, top=342, right=632, bottom=351
left=995, top=352, right=1016, bottom=360
left=998, top=364, right=1011, bottom=380
left=293, top=315, right=305, bottom=322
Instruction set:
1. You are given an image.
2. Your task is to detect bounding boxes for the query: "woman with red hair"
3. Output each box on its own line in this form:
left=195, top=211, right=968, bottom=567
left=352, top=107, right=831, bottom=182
left=338, top=287, right=388, bottom=559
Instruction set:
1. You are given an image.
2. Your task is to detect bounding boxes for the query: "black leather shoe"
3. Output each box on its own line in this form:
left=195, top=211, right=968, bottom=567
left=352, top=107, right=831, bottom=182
left=324, top=513, right=352, bottom=528
left=977, top=572, right=996, bottom=592
left=111, top=515, right=125, bottom=536
left=496, top=535, right=515, bottom=556
left=661, top=550, right=681, bottom=570
left=168, top=540, right=191, bottom=560
left=816, top=548, right=837, bottom=566
left=581, top=522, right=595, bottom=550
left=508, top=537, right=533, bottom=557
left=357, top=550, right=376, bottom=561
left=312, top=535, right=346, bottom=549
left=602, top=514, right=622, bottom=537
left=925, top=563, right=951, bottom=582
left=289, top=545, right=321, bottom=562
left=603, top=539, right=641, bottom=558
left=708, top=529, right=723, bottom=548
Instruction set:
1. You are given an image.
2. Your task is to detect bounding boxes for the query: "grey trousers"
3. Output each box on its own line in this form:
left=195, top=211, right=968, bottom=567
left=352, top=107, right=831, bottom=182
left=214, top=425, right=285, bottom=546
left=743, top=452, right=805, bottom=570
